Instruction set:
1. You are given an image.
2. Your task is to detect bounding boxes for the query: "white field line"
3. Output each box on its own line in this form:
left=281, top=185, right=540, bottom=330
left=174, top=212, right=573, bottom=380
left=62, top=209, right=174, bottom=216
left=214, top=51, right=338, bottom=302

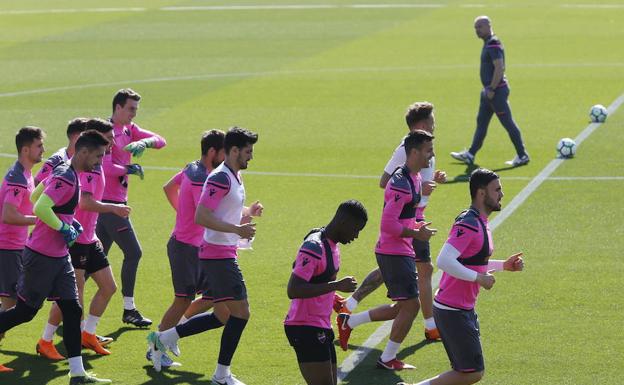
left=2, top=63, right=624, bottom=99
left=336, top=92, right=624, bottom=383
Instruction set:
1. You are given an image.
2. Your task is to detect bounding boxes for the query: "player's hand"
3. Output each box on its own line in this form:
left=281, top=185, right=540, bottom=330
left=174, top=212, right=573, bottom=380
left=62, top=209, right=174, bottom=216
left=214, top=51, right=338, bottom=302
left=236, top=222, right=256, bottom=240
left=434, top=170, right=447, bottom=184
left=476, top=271, right=496, bottom=290
left=413, top=222, right=437, bottom=241
left=248, top=200, right=263, bottom=217
left=125, top=164, right=144, bottom=180
left=422, top=181, right=436, bottom=196
left=59, top=222, right=79, bottom=247
left=335, top=276, right=357, bottom=293
left=503, top=252, right=524, bottom=272
left=112, top=204, right=131, bottom=218
left=71, top=219, right=83, bottom=235
left=486, top=89, right=495, bottom=100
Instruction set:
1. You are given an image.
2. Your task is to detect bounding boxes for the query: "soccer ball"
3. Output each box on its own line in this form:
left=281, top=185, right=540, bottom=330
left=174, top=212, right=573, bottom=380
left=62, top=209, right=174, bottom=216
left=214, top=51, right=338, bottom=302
left=556, top=138, right=576, bottom=158
left=589, top=104, right=608, bottom=123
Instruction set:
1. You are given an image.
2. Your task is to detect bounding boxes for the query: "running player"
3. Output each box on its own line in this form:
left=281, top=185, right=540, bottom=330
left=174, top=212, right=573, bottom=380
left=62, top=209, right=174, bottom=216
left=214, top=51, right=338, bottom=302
left=97, top=88, right=166, bottom=327
left=337, top=130, right=437, bottom=370
left=285, top=200, right=367, bottom=385
left=37, top=119, right=130, bottom=359
left=148, top=129, right=225, bottom=368
left=398, top=168, right=524, bottom=385
left=336, top=102, right=447, bottom=341
left=34, top=118, right=87, bottom=186
left=147, top=127, right=261, bottom=385
left=0, top=130, right=112, bottom=383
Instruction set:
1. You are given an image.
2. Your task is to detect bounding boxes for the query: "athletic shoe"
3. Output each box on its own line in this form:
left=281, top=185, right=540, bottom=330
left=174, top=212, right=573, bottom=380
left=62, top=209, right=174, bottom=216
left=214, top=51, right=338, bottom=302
left=146, top=332, right=166, bottom=372
left=68, top=372, right=112, bottom=384
left=82, top=331, right=111, bottom=355
left=122, top=308, right=152, bottom=327
left=145, top=349, right=178, bottom=368
left=376, top=357, right=416, bottom=370
left=450, top=150, right=475, bottom=165
left=96, top=335, right=113, bottom=347
left=36, top=338, right=66, bottom=360
left=424, top=327, right=441, bottom=341
left=336, top=313, right=352, bottom=351
left=0, top=364, right=13, bottom=372
left=505, top=153, right=530, bottom=167
left=169, top=341, right=181, bottom=357
left=333, top=293, right=346, bottom=313
left=212, top=373, right=246, bottom=385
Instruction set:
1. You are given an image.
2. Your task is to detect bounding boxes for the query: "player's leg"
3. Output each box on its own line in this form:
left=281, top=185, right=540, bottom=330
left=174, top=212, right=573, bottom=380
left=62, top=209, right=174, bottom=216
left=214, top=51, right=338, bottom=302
left=159, top=237, right=197, bottom=330
left=182, top=296, right=214, bottom=321
left=298, top=362, right=338, bottom=385
left=467, top=91, right=495, bottom=158
left=336, top=268, right=383, bottom=314
left=492, top=87, right=529, bottom=162
left=413, top=235, right=439, bottom=340
left=0, top=250, right=22, bottom=312
left=286, top=326, right=337, bottom=385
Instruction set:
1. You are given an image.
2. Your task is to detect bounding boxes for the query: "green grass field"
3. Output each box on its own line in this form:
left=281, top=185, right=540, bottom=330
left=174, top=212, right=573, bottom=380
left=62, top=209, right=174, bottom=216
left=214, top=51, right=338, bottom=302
left=1, top=1, right=623, bottom=384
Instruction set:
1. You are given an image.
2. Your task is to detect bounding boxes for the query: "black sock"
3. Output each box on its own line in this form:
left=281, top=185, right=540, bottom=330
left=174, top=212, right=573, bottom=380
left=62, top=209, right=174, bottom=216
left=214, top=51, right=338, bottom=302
left=217, top=316, right=248, bottom=366
left=0, top=300, right=38, bottom=333
left=57, top=300, right=83, bottom=358
left=175, top=313, right=223, bottom=338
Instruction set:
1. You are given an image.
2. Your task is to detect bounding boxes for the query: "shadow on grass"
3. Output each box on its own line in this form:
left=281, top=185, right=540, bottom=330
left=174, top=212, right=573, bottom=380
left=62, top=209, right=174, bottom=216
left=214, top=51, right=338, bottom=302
left=446, top=161, right=527, bottom=185
left=141, top=364, right=214, bottom=384
left=0, top=348, right=66, bottom=384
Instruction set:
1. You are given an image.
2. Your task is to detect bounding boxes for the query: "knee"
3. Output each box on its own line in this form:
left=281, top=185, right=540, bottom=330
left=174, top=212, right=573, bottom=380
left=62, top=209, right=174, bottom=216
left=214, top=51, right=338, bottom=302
left=57, top=300, right=83, bottom=321
left=103, top=283, right=117, bottom=298
left=464, top=370, right=484, bottom=384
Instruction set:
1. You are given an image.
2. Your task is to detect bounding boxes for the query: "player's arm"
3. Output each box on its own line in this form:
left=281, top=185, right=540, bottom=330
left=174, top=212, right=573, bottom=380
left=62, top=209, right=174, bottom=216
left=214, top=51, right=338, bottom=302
left=2, top=202, right=36, bottom=226
left=102, top=154, right=129, bottom=176
left=489, top=57, right=505, bottom=91
left=79, top=192, right=130, bottom=217
left=380, top=144, right=404, bottom=189
left=486, top=252, right=524, bottom=272
left=242, top=200, right=263, bottom=219
left=379, top=172, right=391, bottom=189
left=124, top=124, right=167, bottom=157
left=380, top=187, right=436, bottom=241
left=163, top=171, right=182, bottom=211
left=437, top=243, right=495, bottom=289
left=287, top=274, right=357, bottom=299
left=195, top=204, right=255, bottom=239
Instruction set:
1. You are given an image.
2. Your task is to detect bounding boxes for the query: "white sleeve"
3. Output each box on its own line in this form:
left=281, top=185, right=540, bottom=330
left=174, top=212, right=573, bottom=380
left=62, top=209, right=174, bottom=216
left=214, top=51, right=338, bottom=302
left=436, top=243, right=479, bottom=282
left=487, top=260, right=505, bottom=272
left=383, top=142, right=406, bottom=175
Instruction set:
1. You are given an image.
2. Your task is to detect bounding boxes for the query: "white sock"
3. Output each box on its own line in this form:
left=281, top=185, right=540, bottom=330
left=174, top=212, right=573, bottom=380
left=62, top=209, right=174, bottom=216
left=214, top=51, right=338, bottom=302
left=345, top=296, right=358, bottom=312
left=178, top=315, right=188, bottom=325
left=42, top=323, right=59, bottom=342
left=380, top=340, right=401, bottom=362
left=68, top=356, right=86, bottom=376
left=84, top=315, right=100, bottom=335
left=424, top=317, right=436, bottom=330
left=159, top=328, right=180, bottom=348
left=214, top=363, right=231, bottom=379
left=347, top=311, right=371, bottom=329
left=123, top=297, right=135, bottom=310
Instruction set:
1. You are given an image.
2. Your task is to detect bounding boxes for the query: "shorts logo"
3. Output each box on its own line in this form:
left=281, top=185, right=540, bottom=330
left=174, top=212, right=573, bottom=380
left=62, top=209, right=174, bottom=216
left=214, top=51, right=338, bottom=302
left=456, top=229, right=465, bottom=237
left=316, top=331, right=326, bottom=344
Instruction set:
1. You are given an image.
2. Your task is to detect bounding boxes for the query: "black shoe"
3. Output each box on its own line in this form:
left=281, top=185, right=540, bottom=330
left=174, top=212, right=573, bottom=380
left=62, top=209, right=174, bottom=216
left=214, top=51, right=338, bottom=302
left=122, top=308, right=152, bottom=327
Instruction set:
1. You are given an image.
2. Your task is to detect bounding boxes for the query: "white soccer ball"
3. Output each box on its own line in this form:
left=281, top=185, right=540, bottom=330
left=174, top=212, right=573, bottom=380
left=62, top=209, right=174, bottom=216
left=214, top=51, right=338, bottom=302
left=589, top=104, right=608, bottom=123
left=556, top=138, right=577, bottom=158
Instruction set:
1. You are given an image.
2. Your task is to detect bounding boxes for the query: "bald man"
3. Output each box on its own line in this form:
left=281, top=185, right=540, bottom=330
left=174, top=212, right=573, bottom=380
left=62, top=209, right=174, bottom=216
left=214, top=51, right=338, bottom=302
left=450, top=16, right=529, bottom=167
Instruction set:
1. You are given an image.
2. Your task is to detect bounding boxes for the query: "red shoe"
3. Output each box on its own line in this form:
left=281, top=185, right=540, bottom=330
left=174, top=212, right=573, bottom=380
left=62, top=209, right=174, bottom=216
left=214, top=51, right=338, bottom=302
left=81, top=331, right=111, bottom=355
left=0, top=364, right=13, bottom=372
left=425, top=327, right=441, bottom=341
left=36, top=339, right=65, bottom=360
left=376, top=357, right=416, bottom=370
left=336, top=313, right=352, bottom=351
left=333, top=293, right=346, bottom=313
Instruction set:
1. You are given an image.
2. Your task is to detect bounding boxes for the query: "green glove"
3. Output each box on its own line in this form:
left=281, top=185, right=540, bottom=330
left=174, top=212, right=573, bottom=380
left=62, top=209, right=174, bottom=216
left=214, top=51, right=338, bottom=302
left=124, top=138, right=157, bottom=158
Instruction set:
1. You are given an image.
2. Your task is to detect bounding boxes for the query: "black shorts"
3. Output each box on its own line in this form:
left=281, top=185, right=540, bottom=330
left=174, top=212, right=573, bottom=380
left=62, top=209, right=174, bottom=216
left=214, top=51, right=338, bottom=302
left=284, top=325, right=336, bottom=363
left=376, top=253, right=419, bottom=301
left=69, top=241, right=109, bottom=275
left=167, top=236, right=199, bottom=299
left=197, top=259, right=245, bottom=303
left=412, top=221, right=431, bottom=263
left=0, top=249, right=22, bottom=299
left=434, top=305, right=484, bottom=372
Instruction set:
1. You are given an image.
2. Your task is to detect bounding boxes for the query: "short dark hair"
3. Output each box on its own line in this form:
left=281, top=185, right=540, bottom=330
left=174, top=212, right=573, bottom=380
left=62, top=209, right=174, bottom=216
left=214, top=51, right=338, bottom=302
left=224, top=126, right=258, bottom=154
left=405, top=102, right=434, bottom=129
left=336, top=199, right=368, bottom=224
left=75, top=130, right=110, bottom=152
left=404, top=130, right=434, bottom=155
left=67, top=117, right=89, bottom=138
left=15, top=126, right=44, bottom=153
left=469, top=168, right=499, bottom=199
left=112, top=88, right=141, bottom=113
left=201, top=129, right=226, bottom=156
left=85, top=118, right=114, bottom=134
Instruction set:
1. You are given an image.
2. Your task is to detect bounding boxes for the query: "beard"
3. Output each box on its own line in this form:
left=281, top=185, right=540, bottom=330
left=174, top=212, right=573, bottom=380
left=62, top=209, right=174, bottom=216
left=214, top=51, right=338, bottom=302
left=485, top=196, right=501, bottom=212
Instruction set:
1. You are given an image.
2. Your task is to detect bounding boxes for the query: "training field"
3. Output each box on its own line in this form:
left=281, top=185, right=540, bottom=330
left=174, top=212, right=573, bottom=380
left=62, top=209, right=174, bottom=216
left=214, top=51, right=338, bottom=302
left=1, top=1, right=623, bottom=384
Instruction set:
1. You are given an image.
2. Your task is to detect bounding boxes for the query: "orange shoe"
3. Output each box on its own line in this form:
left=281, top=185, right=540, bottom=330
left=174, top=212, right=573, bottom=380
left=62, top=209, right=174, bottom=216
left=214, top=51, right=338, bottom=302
left=0, top=364, right=13, bottom=372
left=376, top=357, right=416, bottom=370
left=81, top=331, right=111, bottom=355
left=424, top=327, right=441, bottom=341
left=36, top=339, right=65, bottom=360
left=336, top=313, right=352, bottom=351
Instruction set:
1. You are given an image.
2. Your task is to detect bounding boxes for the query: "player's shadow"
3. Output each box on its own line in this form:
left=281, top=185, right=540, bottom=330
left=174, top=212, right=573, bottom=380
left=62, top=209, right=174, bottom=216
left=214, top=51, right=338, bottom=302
left=140, top=364, right=214, bottom=384
left=56, top=324, right=143, bottom=343
left=398, top=338, right=440, bottom=359
left=445, top=163, right=480, bottom=184
left=337, top=347, right=408, bottom=385
left=0, top=348, right=66, bottom=384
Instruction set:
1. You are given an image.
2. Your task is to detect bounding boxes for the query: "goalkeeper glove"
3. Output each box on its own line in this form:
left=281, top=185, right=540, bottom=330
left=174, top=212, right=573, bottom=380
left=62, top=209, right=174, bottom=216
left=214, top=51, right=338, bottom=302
left=124, top=138, right=157, bottom=158
left=59, top=222, right=79, bottom=247
left=125, top=164, right=144, bottom=180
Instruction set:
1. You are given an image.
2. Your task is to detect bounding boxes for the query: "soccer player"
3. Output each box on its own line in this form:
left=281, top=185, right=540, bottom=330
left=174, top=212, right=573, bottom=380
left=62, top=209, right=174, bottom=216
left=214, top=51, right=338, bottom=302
left=337, top=131, right=437, bottom=370
left=37, top=118, right=130, bottom=359
left=0, top=130, right=112, bottom=383
left=336, top=102, right=447, bottom=341
left=150, top=129, right=225, bottom=367
left=397, top=168, right=524, bottom=385
left=97, top=88, right=166, bottom=327
left=285, top=200, right=367, bottom=385
left=450, top=16, right=529, bottom=167
left=34, top=118, right=88, bottom=185
left=147, top=127, right=261, bottom=385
